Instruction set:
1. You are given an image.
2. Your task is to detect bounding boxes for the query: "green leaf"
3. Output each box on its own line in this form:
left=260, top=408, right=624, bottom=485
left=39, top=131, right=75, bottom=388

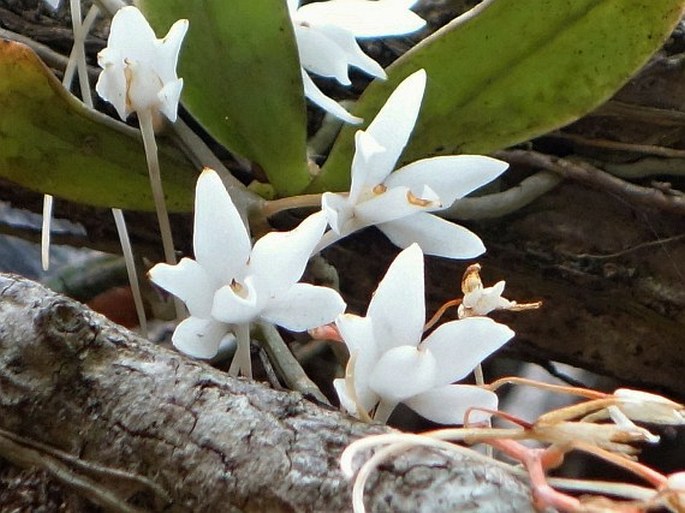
left=315, top=0, right=685, bottom=192
left=138, top=0, right=310, bottom=197
left=0, top=40, right=196, bottom=211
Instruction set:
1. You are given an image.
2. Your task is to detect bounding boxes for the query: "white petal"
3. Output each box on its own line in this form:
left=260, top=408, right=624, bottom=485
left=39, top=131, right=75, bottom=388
left=405, top=385, right=498, bottom=424
left=295, top=24, right=353, bottom=84
left=333, top=378, right=378, bottom=418
left=354, top=185, right=439, bottom=227
left=249, top=212, right=327, bottom=297
left=321, top=192, right=354, bottom=235
left=194, top=169, right=251, bottom=283
left=287, top=0, right=300, bottom=16
left=43, top=0, right=61, bottom=9
left=297, top=0, right=426, bottom=38
left=335, top=314, right=376, bottom=356
left=211, top=276, right=261, bottom=325
left=369, top=345, right=437, bottom=402
left=95, top=56, right=130, bottom=121
left=148, top=258, right=214, bottom=317
left=172, top=316, right=230, bottom=359
left=387, top=155, right=509, bottom=208
left=261, top=283, right=346, bottom=331
left=155, top=18, right=189, bottom=84
left=379, top=212, right=486, bottom=258
left=335, top=314, right=380, bottom=410
left=311, top=24, right=386, bottom=80
left=105, top=7, right=158, bottom=63
left=367, top=244, right=425, bottom=353
left=462, top=281, right=513, bottom=316
left=421, top=317, right=515, bottom=386
left=301, top=70, right=362, bottom=124
left=364, top=69, right=426, bottom=179
left=333, top=378, right=359, bottom=416
left=349, top=130, right=387, bottom=203
left=157, top=78, right=184, bottom=123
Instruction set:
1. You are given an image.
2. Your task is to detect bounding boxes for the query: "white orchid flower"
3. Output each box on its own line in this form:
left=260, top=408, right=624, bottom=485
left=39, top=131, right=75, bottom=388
left=96, top=6, right=189, bottom=319
left=319, top=70, right=510, bottom=259
left=334, top=244, right=514, bottom=424
left=96, top=6, right=188, bottom=123
left=457, top=264, right=541, bottom=319
left=288, top=0, right=425, bottom=123
left=150, top=169, right=346, bottom=376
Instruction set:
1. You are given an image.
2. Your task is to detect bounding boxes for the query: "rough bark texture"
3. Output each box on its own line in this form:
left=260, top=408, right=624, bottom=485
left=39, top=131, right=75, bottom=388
left=0, top=273, right=534, bottom=513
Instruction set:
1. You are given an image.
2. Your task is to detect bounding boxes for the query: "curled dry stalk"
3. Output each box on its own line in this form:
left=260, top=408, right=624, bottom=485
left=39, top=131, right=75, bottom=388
left=341, top=378, right=685, bottom=513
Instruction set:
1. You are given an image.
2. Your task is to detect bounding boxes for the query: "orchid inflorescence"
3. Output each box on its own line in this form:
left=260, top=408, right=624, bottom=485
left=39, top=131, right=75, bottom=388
left=38, top=2, right=684, bottom=512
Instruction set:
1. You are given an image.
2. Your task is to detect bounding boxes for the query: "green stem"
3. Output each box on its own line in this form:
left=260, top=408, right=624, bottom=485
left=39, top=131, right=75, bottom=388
left=373, top=399, right=397, bottom=424
left=262, top=193, right=323, bottom=218
left=138, top=109, right=176, bottom=267
left=257, top=322, right=330, bottom=405
left=138, top=109, right=184, bottom=320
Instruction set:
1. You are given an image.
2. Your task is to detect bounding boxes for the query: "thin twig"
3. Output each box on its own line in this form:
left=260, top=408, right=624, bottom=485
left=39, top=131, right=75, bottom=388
left=596, top=100, right=685, bottom=127
left=41, top=194, right=54, bottom=270
left=0, top=432, right=149, bottom=513
left=112, top=208, right=147, bottom=336
left=0, top=427, right=170, bottom=503
left=565, top=233, right=685, bottom=260
left=549, top=131, right=685, bottom=159
left=601, top=157, right=685, bottom=180
left=497, top=149, right=685, bottom=215
left=0, top=27, right=98, bottom=79
left=257, top=322, right=330, bottom=405
left=538, top=361, right=590, bottom=389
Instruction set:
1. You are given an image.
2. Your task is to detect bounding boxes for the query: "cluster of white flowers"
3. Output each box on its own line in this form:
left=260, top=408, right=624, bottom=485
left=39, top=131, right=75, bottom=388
left=144, top=66, right=511, bottom=422
left=81, top=2, right=515, bottom=425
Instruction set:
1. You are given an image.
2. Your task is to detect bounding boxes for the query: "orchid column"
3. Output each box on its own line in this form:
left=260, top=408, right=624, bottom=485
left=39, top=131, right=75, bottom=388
left=95, top=6, right=188, bottom=319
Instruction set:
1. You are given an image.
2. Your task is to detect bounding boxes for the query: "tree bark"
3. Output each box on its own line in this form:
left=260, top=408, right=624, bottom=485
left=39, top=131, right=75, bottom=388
left=0, top=273, right=534, bottom=512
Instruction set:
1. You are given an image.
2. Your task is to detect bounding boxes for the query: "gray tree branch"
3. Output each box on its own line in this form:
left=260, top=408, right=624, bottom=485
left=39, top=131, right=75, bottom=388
left=0, top=273, right=534, bottom=512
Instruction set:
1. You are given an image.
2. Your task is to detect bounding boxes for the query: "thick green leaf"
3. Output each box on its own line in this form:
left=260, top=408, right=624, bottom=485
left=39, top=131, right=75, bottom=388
left=138, top=0, right=309, bottom=197
left=315, top=0, right=685, bottom=192
left=0, top=40, right=196, bottom=211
